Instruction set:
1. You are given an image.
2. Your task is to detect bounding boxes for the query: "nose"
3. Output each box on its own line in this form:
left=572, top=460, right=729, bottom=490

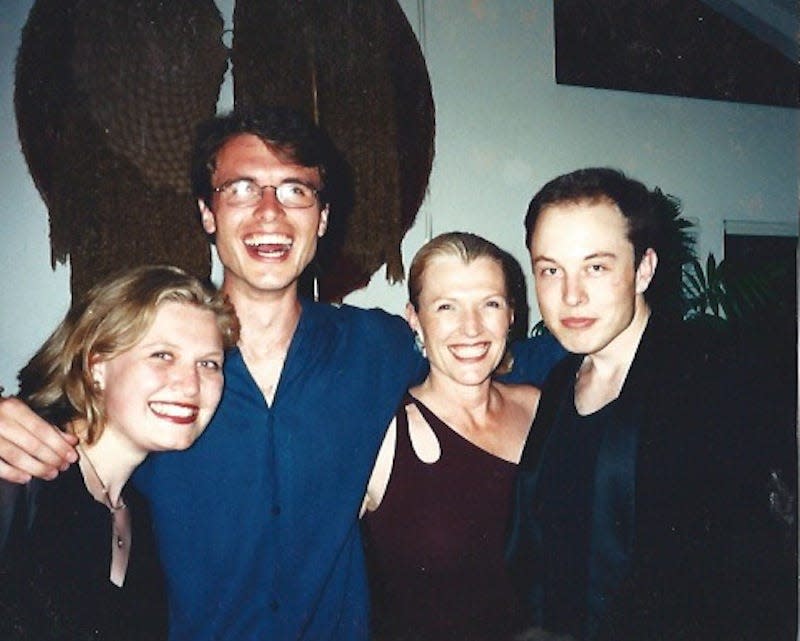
left=462, top=307, right=482, bottom=336
left=170, top=362, right=200, bottom=397
left=562, top=273, right=586, bottom=307
left=252, top=187, right=284, bottom=222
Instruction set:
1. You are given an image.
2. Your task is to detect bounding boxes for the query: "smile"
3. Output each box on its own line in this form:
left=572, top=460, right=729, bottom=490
left=448, top=342, right=491, bottom=360
left=244, top=233, right=293, bottom=258
left=148, top=401, right=200, bottom=425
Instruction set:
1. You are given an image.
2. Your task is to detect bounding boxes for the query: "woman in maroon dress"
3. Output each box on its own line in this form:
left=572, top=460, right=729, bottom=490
left=362, top=233, right=541, bottom=641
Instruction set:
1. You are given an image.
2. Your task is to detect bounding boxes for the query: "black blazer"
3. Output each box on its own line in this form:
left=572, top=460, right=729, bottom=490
left=507, top=315, right=793, bottom=640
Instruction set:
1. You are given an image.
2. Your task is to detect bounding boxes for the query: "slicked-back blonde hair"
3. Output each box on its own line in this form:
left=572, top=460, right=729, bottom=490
left=19, top=265, right=239, bottom=443
left=407, top=232, right=516, bottom=374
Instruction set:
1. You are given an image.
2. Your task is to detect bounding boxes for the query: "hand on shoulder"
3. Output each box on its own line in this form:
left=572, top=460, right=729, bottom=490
left=0, top=396, right=77, bottom=483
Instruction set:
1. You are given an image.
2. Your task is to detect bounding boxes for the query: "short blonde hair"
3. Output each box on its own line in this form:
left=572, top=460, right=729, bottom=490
left=407, top=232, right=516, bottom=374
left=19, top=265, right=239, bottom=443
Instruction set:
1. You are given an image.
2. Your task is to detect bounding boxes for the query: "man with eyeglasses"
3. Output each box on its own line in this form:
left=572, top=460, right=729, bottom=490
left=0, top=107, right=565, bottom=640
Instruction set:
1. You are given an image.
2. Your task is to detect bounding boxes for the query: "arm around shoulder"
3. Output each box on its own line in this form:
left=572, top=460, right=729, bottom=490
left=0, top=397, right=77, bottom=483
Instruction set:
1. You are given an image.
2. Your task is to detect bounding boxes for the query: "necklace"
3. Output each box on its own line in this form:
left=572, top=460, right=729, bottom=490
left=77, top=443, right=127, bottom=514
left=77, top=443, right=132, bottom=586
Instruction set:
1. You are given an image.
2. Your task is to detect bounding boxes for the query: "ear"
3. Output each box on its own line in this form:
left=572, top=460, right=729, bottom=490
left=405, top=302, right=421, bottom=337
left=199, top=199, right=217, bottom=235
left=90, top=358, right=107, bottom=392
left=317, top=205, right=329, bottom=238
left=635, top=248, right=658, bottom=294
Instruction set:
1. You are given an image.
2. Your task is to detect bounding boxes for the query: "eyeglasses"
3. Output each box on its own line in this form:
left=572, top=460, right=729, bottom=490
left=213, top=178, right=320, bottom=209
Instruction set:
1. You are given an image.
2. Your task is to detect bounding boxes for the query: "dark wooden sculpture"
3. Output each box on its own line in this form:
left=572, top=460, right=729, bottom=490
left=16, top=0, right=435, bottom=303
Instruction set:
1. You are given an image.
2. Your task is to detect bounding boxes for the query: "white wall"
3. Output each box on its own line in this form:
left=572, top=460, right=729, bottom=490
left=1, top=0, right=797, bottom=392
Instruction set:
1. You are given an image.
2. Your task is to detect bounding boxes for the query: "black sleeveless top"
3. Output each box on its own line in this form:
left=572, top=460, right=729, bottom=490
left=362, top=395, right=524, bottom=641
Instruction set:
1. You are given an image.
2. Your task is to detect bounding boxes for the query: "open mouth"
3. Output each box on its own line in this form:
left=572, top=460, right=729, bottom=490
left=148, top=401, right=200, bottom=425
left=244, top=233, right=293, bottom=258
left=449, top=342, right=491, bottom=360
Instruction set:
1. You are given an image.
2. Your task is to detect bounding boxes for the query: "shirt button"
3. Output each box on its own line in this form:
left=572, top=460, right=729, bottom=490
left=270, top=599, right=279, bottom=612
left=271, top=504, right=281, bottom=516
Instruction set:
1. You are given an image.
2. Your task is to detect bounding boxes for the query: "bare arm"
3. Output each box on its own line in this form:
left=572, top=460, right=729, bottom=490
left=360, top=418, right=397, bottom=517
left=0, top=397, right=77, bottom=483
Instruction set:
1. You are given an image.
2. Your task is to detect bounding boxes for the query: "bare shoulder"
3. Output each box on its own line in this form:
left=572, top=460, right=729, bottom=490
left=492, top=382, right=540, bottom=463
left=495, top=381, right=541, bottom=419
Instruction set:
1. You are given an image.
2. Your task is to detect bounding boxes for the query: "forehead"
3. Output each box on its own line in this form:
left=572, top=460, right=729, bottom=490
left=419, top=254, right=506, bottom=295
left=213, top=134, right=320, bottom=180
left=531, top=200, right=632, bottom=258
left=143, top=302, right=220, bottom=341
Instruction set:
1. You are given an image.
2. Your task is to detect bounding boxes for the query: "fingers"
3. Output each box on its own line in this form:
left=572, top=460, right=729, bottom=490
left=0, top=459, right=35, bottom=484
left=0, top=396, right=78, bottom=482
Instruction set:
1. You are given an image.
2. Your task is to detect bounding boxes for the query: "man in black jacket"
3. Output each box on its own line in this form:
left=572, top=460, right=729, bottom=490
left=507, top=167, right=794, bottom=641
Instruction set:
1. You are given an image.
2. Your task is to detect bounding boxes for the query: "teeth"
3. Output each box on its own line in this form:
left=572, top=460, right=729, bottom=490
left=244, top=234, right=292, bottom=247
left=149, top=402, right=198, bottom=419
left=449, top=343, right=490, bottom=359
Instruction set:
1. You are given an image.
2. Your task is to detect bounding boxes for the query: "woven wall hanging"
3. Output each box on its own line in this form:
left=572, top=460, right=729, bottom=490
left=15, top=0, right=435, bottom=303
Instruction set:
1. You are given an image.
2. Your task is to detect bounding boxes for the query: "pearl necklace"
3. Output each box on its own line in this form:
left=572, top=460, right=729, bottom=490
left=77, top=444, right=132, bottom=586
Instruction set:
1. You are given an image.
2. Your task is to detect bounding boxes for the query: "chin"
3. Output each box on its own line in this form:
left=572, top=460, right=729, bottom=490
left=154, top=430, right=203, bottom=452
left=553, top=333, right=599, bottom=355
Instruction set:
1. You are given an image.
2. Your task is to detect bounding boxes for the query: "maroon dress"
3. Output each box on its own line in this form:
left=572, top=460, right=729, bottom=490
left=362, top=395, right=524, bottom=641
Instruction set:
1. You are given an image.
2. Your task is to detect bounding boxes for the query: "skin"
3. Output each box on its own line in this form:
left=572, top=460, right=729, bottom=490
left=91, top=302, right=224, bottom=455
left=199, top=133, right=330, bottom=403
left=529, top=199, right=656, bottom=414
left=530, top=200, right=656, bottom=363
left=199, top=134, right=328, bottom=305
left=0, top=407, right=77, bottom=482
left=407, top=255, right=513, bottom=389
left=0, top=133, right=328, bottom=481
left=80, top=301, right=225, bottom=502
left=363, top=253, right=539, bottom=513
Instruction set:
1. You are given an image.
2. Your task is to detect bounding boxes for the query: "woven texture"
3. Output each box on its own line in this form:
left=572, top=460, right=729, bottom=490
left=234, top=0, right=435, bottom=301
left=16, top=0, right=434, bottom=303
left=16, top=0, right=228, bottom=299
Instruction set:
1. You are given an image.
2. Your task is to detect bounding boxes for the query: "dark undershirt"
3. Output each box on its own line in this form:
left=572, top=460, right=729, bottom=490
left=536, top=394, right=617, bottom=638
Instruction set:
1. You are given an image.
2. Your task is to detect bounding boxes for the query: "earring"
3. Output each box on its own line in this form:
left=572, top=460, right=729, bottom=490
left=92, top=379, right=103, bottom=392
left=414, top=332, right=427, bottom=358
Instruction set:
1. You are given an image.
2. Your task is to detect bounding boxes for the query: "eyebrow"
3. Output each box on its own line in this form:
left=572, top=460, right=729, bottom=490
left=584, top=252, right=617, bottom=261
left=532, top=251, right=617, bottom=264
left=140, top=339, right=221, bottom=351
left=221, top=175, right=317, bottom=187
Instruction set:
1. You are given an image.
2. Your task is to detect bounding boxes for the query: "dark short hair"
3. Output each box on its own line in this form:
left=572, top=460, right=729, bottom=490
left=190, top=106, right=343, bottom=210
left=524, top=167, right=694, bottom=315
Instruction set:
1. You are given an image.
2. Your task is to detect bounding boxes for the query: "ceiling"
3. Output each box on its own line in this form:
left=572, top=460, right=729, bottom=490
left=701, top=0, right=799, bottom=61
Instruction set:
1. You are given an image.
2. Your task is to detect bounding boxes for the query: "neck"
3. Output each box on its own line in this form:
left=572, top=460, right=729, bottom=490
left=223, top=282, right=303, bottom=402
left=413, top=373, right=498, bottom=421
left=221, top=271, right=301, bottom=311
left=583, top=301, right=651, bottom=381
left=224, top=282, right=302, bottom=350
left=74, top=421, right=146, bottom=507
left=232, top=293, right=301, bottom=360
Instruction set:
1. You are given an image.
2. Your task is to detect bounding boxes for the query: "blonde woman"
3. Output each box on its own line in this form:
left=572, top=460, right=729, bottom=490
left=362, top=233, right=541, bottom=641
left=0, top=265, right=238, bottom=641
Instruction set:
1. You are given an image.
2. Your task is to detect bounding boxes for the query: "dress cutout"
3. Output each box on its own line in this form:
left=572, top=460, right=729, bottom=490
left=362, top=394, right=523, bottom=641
